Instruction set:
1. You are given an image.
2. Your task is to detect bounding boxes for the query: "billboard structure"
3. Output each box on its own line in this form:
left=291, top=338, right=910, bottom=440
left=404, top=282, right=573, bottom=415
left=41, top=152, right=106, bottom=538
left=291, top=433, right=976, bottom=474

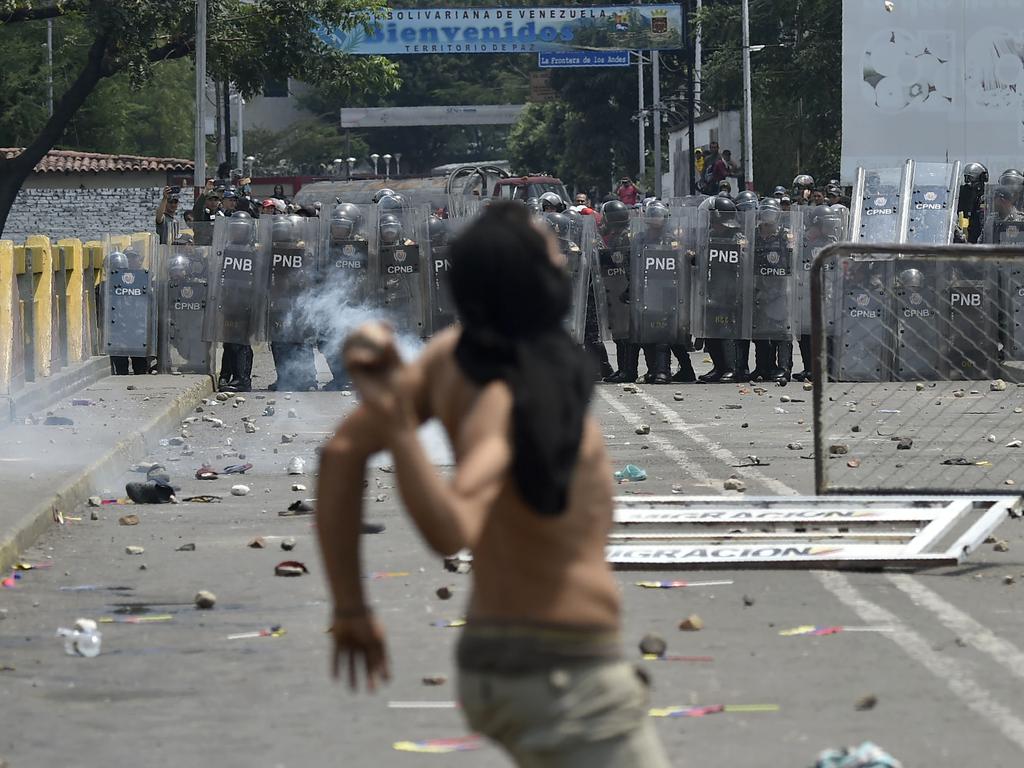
left=319, top=5, right=683, bottom=55
left=842, top=3, right=1024, bottom=183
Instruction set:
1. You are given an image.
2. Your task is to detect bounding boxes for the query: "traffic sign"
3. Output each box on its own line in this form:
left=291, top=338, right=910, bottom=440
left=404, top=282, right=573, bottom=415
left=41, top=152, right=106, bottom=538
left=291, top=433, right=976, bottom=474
left=538, top=50, right=630, bottom=68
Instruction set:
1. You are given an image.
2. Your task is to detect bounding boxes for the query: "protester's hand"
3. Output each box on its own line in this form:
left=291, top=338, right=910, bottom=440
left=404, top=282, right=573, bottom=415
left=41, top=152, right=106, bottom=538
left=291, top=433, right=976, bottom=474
left=162, top=186, right=171, bottom=201
left=343, top=322, right=414, bottom=432
left=205, top=178, right=215, bottom=193
left=330, top=612, right=390, bottom=692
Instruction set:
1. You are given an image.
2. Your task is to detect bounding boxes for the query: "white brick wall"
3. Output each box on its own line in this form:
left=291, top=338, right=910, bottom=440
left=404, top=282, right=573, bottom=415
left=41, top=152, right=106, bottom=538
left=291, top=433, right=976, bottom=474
left=3, top=186, right=163, bottom=242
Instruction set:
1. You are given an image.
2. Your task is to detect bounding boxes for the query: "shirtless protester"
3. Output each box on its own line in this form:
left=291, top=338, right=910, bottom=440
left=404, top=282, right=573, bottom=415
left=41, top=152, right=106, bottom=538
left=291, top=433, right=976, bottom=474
left=315, top=202, right=670, bottom=766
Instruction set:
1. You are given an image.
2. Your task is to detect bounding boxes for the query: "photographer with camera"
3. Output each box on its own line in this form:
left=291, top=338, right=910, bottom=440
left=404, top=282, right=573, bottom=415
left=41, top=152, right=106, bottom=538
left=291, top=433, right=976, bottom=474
left=155, top=185, right=182, bottom=244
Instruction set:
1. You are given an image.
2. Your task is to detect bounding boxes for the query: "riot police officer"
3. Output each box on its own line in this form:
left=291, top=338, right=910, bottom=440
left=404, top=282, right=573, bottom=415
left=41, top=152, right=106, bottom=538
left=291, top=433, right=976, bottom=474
left=792, top=174, right=815, bottom=206
left=750, top=198, right=794, bottom=383
left=214, top=212, right=260, bottom=392
left=957, top=163, right=988, bottom=243
left=599, top=200, right=642, bottom=382
left=540, top=192, right=567, bottom=213
left=268, top=214, right=318, bottom=391
left=164, top=242, right=211, bottom=374
left=629, top=203, right=674, bottom=384
left=794, top=205, right=843, bottom=381
left=104, top=250, right=151, bottom=375
left=319, top=203, right=369, bottom=389
left=378, top=212, right=424, bottom=337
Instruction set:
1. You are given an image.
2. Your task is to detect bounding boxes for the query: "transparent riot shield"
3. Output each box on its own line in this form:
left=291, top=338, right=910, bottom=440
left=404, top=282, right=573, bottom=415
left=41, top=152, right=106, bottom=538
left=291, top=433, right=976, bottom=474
left=628, top=212, right=690, bottom=345
left=692, top=207, right=754, bottom=341
left=101, top=235, right=156, bottom=358
left=905, top=161, right=960, bottom=245
left=559, top=213, right=594, bottom=345
left=830, top=256, right=895, bottom=382
left=850, top=165, right=909, bottom=243
left=268, top=215, right=321, bottom=344
left=893, top=257, right=944, bottom=380
left=751, top=208, right=800, bottom=341
left=984, top=183, right=1024, bottom=245
left=205, top=215, right=269, bottom=345
left=157, top=241, right=213, bottom=374
left=377, top=205, right=429, bottom=338
left=796, top=206, right=847, bottom=337
left=422, top=214, right=472, bottom=337
left=316, top=204, right=378, bottom=340
left=943, top=264, right=1001, bottom=379
left=597, top=229, right=632, bottom=340
left=189, top=219, right=216, bottom=247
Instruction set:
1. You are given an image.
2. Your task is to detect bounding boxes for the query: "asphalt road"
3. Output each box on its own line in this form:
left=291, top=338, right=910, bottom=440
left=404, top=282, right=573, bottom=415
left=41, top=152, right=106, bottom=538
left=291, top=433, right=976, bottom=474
left=2, top=350, right=1024, bottom=767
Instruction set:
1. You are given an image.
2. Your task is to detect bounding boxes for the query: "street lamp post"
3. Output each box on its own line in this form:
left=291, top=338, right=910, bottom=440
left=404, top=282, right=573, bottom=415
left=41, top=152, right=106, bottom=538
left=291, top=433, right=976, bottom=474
left=244, top=155, right=255, bottom=178
left=382, top=153, right=393, bottom=180
left=741, top=0, right=754, bottom=191
left=394, top=153, right=402, bottom=177
left=346, top=157, right=356, bottom=179
left=370, top=153, right=380, bottom=178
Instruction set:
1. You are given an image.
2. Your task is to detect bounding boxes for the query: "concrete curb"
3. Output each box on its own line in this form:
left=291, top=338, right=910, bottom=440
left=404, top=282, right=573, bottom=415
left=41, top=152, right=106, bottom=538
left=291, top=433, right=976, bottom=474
left=1, top=356, right=110, bottom=424
left=0, top=375, right=213, bottom=573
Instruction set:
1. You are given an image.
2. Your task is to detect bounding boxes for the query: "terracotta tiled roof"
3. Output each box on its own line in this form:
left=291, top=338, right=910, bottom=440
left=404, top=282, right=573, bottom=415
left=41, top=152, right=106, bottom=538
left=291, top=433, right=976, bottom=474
left=0, top=148, right=194, bottom=174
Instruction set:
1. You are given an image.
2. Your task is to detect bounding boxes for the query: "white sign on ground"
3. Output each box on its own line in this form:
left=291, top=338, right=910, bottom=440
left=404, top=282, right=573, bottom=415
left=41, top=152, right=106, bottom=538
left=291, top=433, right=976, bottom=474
left=841, top=3, right=1024, bottom=183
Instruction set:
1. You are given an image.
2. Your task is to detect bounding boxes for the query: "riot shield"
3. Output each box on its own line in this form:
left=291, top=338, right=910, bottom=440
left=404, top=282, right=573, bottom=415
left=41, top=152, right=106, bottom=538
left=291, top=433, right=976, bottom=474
left=796, top=206, right=847, bottom=337
left=893, top=258, right=944, bottom=380
left=205, top=215, right=269, bottom=345
left=559, top=213, right=594, bottom=345
left=628, top=212, right=690, bottom=345
left=905, top=161, right=960, bottom=245
left=692, top=208, right=754, bottom=341
left=830, top=257, right=895, bottom=382
left=157, top=241, right=213, bottom=374
left=944, top=265, right=1001, bottom=379
left=268, top=215, right=321, bottom=344
left=597, top=232, right=631, bottom=340
left=851, top=166, right=908, bottom=243
left=189, top=219, right=216, bottom=247
left=377, top=205, right=429, bottom=337
left=101, top=236, right=156, bottom=358
left=984, top=183, right=1024, bottom=245
left=315, top=204, right=379, bottom=343
left=422, top=214, right=468, bottom=337
left=751, top=209, right=800, bottom=341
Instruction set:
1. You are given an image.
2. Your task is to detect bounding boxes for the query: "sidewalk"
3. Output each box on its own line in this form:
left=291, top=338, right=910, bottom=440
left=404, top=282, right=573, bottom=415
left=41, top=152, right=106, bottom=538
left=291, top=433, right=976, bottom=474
left=0, top=372, right=213, bottom=571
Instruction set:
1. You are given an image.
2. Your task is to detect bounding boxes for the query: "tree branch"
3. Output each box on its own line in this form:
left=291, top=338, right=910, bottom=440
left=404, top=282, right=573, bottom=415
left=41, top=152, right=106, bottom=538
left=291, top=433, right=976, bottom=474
left=147, top=38, right=194, bottom=63
left=0, top=1, right=84, bottom=24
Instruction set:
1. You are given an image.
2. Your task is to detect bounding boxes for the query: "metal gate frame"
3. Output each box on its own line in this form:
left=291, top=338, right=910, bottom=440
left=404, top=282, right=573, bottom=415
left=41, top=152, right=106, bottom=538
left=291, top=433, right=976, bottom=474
left=811, top=242, right=1024, bottom=496
left=608, top=495, right=1021, bottom=570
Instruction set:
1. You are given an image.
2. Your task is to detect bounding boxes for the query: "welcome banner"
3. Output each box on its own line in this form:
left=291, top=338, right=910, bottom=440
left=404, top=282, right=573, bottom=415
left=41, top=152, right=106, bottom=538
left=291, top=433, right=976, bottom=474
left=319, top=6, right=684, bottom=55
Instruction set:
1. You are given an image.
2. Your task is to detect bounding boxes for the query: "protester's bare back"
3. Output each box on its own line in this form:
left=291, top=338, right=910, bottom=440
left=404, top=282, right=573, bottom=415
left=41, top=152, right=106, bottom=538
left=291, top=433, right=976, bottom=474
left=424, top=327, right=621, bottom=629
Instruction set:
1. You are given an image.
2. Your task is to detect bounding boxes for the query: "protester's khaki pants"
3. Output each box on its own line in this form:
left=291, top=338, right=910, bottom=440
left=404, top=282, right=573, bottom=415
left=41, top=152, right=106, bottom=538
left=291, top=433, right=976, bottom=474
left=458, top=660, right=672, bottom=767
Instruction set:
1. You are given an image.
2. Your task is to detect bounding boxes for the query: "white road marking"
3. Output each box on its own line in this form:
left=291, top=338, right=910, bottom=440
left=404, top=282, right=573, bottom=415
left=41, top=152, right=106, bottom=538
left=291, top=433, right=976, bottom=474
left=602, top=386, right=1024, bottom=748
left=888, top=573, right=1024, bottom=683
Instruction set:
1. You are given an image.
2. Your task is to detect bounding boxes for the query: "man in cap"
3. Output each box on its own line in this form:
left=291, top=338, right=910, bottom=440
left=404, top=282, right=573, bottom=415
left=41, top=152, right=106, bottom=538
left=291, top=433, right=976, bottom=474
left=316, top=202, right=670, bottom=767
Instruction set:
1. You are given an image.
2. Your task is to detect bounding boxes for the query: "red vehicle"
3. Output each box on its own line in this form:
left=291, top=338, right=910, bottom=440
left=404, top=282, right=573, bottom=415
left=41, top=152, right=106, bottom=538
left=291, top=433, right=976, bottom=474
left=492, top=175, right=569, bottom=204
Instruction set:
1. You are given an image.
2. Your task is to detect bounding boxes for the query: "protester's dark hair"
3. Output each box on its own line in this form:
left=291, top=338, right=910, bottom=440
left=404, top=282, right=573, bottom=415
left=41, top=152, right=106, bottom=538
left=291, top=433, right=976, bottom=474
left=448, top=201, right=595, bottom=516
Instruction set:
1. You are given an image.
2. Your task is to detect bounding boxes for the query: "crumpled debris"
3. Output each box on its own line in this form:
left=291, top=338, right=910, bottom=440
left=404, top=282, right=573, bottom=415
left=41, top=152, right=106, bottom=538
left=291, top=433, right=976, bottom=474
left=118, top=514, right=139, bottom=526
left=635, top=424, right=651, bottom=435
left=723, top=477, right=746, bottom=492
left=991, top=379, right=1008, bottom=392
left=678, top=614, right=704, bottom=631
left=195, top=590, right=216, bottom=609
left=43, top=415, right=74, bottom=426
left=812, top=741, right=902, bottom=768
left=275, top=560, right=309, bottom=577
left=614, top=464, right=647, bottom=482
left=125, top=481, right=176, bottom=505
left=230, top=485, right=250, bottom=496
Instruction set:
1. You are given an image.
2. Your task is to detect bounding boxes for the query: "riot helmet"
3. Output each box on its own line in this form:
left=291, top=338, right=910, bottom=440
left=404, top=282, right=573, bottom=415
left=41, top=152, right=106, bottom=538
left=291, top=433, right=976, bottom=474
left=525, top=197, right=542, bottom=215
left=544, top=212, right=572, bottom=243
left=735, top=190, right=759, bottom=211
left=271, top=215, right=302, bottom=244
left=773, top=185, right=787, bottom=199
left=897, top=268, right=924, bottom=290
left=227, top=216, right=254, bottom=245
left=998, top=169, right=1024, bottom=189
left=168, top=254, right=190, bottom=280
left=428, top=215, right=449, bottom=247
left=377, top=193, right=407, bottom=212
left=600, top=200, right=630, bottom=232
left=793, top=174, right=815, bottom=191
left=963, top=162, right=988, bottom=187
left=330, top=203, right=362, bottom=240
left=993, top=186, right=1019, bottom=217
left=644, top=201, right=670, bottom=236
left=371, top=188, right=396, bottom=204
left=820, top=205, right=846, bottom=240
left=124, top=249, right=144, bottom=269
left=539, top=192, right=566, bottom=213
left=106, top=250, right=129, bottom=271
left=708, top=194, right=738, bottom=231
left=757, top=197, right=781, bottom=226
left=379, top=213, right=403, bottom=246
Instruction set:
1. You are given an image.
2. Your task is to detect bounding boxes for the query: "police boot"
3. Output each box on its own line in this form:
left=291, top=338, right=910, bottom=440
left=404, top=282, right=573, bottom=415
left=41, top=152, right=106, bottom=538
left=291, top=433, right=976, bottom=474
left=670, top=344, right=696, bottom=383
left=587, top=342, right=614, bottom=380
left=218, top=344, right=238, bottom=389
left=226, top=345, right=254, bottom=392
left=323, top=351, right=350, bottom=391
left=793, top=335, right=812, bottom=381
left=110, top=356, right=130, bottom=376
left=604, top=341, right=638, bottom=383
left=698, top=339, right=727, bottom=383
left=771, top=341, right=793, bottom=384
left=751, top=341, right=773, bottom=382
left=717, top=340, right=741, bottom=383
left=733, top=340, right=751, bottom=382
left=642, top=345, right=671, bottom=385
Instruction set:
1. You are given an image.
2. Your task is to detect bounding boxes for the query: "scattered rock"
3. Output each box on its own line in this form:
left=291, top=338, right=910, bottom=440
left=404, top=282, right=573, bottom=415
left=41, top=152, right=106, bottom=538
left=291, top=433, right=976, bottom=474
left=126, top=385, right=137, bottom=391
left=248, top=537, right=265, bottom=549
left=231, top=484, right=251, bottom=496
left=753, top=386, right=767, bottom=395
left=274, top=560, right=309, bottom=577
left=779, top=395, right=791, bottom=403
left=991, top=379, right=1008, bottom=392
left=443, top=556, right=472, bottom=574
left=291, top=484, right=307, bottom=492
left=287, top=457, right=305, bottom=475
left=855, top=694, right=878, bottom=711
left=851, top=425, right=861, bottom=433
left=1006, top=479, right=1016, bottom=486
left=1007, top=440, right=1023, bottom=448
left=1004, top=575, right=1016, bottom=585
left=953, top=390, right=965, bottom=398
left=43, top=415, right=74, bottom=426
left=639, top=633, right=667, bottom=657
left=678, top=614, right=704, bottom=632
left=847, top=458, right=861, bottom=468
left=281, top=433, right=298, bottom=444
left=90, top=510, right=99, bottom=521
left=118, top=514, right=139, bottom=526
left=742, top=595, right=755, bottom=607
left=216, top=392, right=231, bottom=402
left=195, top=590, right=216, bottom=609
left=622, top=384, right=639, bottom=394
left=987, top=434, right=997, bottom=443
left=263, top=406, right=275, bottom=417
left=787, top=442, right=803, bottom=451
left=915, top=383, right=925, bottom=391
left=896, top=438, right=913, bottom=450
left=168, top=436, right=185, bottom=446
left=87, top=496, right=102, bottom=507
left=125, top=546, right=145, bottom=555
left=244, top=422, right=257, bottom=434
left=723, top=477, right=746, bottom=492
left=374, top=494, right=388, bottom=503
left=994, top=540, right=1010, bottom=553
left=281, top=538, right=296, bottom=551
left=673, top=392, right=684, bottom=401
left=829, top=444, right=849, bottom=455
left=421, top=675, right=448, bottom=686
left=436, top=586, right=453, bottom=600
left=671, top=484, right=685, bottom=494
left=287, top=409, right=298, bottom=419
left=635, top=424, right=651, bottom=435
left=176, top=543, right=196, bottom=552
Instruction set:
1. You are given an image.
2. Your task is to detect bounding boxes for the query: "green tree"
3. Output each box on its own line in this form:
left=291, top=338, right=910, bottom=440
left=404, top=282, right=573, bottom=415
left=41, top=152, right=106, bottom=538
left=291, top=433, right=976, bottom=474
left=0, top=0, right=397, bottom=236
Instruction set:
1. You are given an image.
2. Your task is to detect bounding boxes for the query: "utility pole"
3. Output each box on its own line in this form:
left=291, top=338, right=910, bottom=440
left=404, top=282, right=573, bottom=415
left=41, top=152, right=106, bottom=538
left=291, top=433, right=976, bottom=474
left=741, top=0, right=754, bottom=190
left=683, top=0, right=696, bottom=195
left=194, top=0, right=207, bottom=190
left=236, top=95, right=244, bottom=172
left=46, top=19, right=53, bottom=117
left=637, top=51, right=645, bottom=185
left=652, top=50, right=662, bottom=198
left=694, top=0, right=702, bottom=109
left=223, top=81, right=232, bottom=169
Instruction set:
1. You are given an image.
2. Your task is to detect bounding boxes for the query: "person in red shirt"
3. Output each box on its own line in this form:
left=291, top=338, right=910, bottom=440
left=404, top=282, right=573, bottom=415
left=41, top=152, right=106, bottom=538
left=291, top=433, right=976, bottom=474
left=616, top=177, right=640, bottom=206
